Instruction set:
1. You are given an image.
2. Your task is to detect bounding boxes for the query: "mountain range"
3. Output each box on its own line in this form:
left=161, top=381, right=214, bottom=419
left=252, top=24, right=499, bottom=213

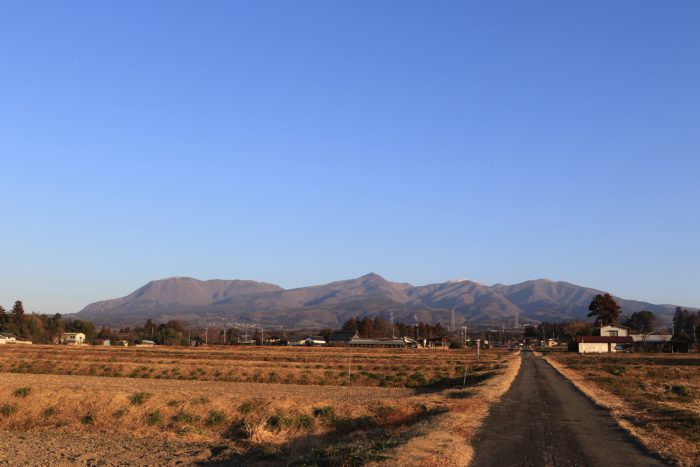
left=72, top=273, right=688, bottom=329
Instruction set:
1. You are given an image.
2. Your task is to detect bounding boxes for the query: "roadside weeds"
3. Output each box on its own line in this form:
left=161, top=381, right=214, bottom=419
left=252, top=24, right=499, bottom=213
left=377, top=351, right=523, bottom=466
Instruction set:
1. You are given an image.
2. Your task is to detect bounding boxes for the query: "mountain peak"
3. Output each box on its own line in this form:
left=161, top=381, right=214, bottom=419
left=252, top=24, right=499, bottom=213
left=360, top=272, right=383, bottom=280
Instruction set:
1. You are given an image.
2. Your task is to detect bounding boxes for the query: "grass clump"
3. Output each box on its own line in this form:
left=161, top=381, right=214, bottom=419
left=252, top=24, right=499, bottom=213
left=80, top=413, right=95, bottom=425
left=606, top=366, right=627, bottom=376
left=145, top=410, right=163, bottom=426
left=129, top=392, right=151, bottom=405
left=43, top=406, right=57, bottom=418
left=172, top=410, right=200, bottom=425
left=205, top=410, right=226, bottom=427
left=267, top=413, right=314, bottom=431
left=312, top=406, right=336, bottom=420
left=0, top=404, right=17, bottom=417
left=12, top=387, right=31, bottom=398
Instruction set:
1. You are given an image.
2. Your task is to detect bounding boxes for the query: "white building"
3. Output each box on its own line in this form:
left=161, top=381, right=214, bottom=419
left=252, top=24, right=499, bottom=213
left=60, top=332, right=86, bottom=345
left=576, top=335, right=633, bottom=353
left=599, top=324, right=629, bottom=337
left=303, top=336, right=326, bottom=346
left=0, top=332, right=16, bottom=344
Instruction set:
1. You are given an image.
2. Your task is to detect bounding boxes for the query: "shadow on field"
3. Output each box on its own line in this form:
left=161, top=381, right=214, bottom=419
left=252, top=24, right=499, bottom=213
left=199, top=406, right=449, bottom=466
left=412, top=370, right=497, bottom=395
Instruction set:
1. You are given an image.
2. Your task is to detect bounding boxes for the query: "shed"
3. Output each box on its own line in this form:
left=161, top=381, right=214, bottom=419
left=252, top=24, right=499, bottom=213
left=326, top=330, right=361, bottom=346
left=574, top=336, right=633, bottom=353
left=303, top=336, right=326, bottom=346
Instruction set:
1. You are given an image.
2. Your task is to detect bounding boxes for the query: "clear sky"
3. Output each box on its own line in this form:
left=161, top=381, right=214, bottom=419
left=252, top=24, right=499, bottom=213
left=1, top=1, right=698, bottom=314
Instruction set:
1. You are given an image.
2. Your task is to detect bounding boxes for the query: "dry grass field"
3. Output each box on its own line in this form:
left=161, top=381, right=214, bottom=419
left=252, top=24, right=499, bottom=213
left=0, top=344, right=495, bottom=388
left=0, top=345, right=520, bottom=466
left=547, top=353, right=700, bottom=467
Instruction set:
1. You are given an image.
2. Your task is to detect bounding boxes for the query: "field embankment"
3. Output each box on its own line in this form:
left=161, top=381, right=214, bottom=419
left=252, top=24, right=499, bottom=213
left=545, top=353, right=700, bottom=467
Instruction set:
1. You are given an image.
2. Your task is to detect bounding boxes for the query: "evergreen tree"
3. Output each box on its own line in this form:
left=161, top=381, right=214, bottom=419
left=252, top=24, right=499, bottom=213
left=11, top=300, right=27, bottom=336
left=624, top=310, right=657, bottom=334
left=0, top=306, right=7, bottom=330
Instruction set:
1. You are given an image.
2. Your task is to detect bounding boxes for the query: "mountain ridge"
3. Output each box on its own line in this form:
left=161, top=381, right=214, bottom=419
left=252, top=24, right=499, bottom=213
left=73, top=273, right=691, bottom=329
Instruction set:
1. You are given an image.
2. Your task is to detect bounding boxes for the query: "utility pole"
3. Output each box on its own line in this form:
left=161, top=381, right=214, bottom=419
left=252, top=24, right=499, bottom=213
left=476, top=339, right=481, bottom=365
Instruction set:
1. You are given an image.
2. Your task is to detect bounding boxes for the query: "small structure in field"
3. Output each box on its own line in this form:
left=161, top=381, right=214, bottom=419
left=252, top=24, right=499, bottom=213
left=135, top=340, right=156, bottom=347
left=326, top=331, right=417, bottom=348
left=347, top=337, right=416, bottom=348
left=424, top=336, right=450, bottom=349
left=630, top=333, right=672, bottom=352
left=574, top=335, right=634, bottom=353
left=326, top=330, right=361, bottom=346
left=671, top=335, right=692, bottom=353
left=303, top=336, right=326, bottom=346
left=93, top=339, right=111, bottom=346
left=60, top=332, right=86, bottom=345
left=544, top=338, right=559, bottom=348
left=112, top=339, right=129, bottom=347
left=0, top=332, right=16, bottom=344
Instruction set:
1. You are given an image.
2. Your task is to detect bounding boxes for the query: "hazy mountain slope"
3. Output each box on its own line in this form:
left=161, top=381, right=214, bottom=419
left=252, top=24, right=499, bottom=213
left=73, top=274, right=689, bottom=328
left=79, top=277, right=283, bottom=315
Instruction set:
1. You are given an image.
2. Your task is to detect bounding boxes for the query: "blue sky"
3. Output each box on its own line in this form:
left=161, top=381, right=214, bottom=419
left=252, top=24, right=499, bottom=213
left=1, top=1, right=698, bottom=314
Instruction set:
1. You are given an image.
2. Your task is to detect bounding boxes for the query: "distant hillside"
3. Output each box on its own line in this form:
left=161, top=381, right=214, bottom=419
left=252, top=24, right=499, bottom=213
left=73, top=273, right=688, bottom=329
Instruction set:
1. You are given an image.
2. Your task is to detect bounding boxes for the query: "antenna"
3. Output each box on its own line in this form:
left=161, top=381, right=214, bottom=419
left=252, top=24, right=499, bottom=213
left=451, top=308, right=456, bottom=331
left=414, top=314, right=419, bottom=340
left=390, top=311, right=395, bottom=338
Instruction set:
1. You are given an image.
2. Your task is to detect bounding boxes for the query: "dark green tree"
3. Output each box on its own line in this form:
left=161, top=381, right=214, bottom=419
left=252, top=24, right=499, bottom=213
left=342, top=317, right=359, bottom=332
left=673, top=307, right=696, bottom=342
left=11, top=300, right=27, bottom=336
left=587, top=293, right=621, bottom=327
left=624, top=310, right=657, bottom=334
left=0, top=306, right=8, bottom=330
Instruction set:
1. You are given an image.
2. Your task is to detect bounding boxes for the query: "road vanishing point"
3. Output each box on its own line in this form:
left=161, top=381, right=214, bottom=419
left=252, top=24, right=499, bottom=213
left=470, top=351, right=667, bottom=467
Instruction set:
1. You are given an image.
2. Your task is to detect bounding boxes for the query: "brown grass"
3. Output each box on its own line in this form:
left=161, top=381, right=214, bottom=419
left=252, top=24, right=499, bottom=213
left=375, top=349, right=522, bottom=466
left=545, top=353, right=700, bottom=467
left=0, top=344, right=491, bottom=388
left=0, top=345, right=520, bottom=465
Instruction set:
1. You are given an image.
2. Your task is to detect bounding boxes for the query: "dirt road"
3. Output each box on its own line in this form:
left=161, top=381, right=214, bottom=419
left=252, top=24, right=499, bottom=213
left=470, top=351, right=667, bottom=467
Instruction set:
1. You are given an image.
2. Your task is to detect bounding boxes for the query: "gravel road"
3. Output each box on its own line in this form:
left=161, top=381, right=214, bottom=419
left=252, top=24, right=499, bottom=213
left=470, top=351, right=667, bottom=467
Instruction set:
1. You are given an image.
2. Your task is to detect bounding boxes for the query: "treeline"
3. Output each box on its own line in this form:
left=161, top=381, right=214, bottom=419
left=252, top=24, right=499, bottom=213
left=526, top=306, right=700, bottom=344
left=340, top=316, right=448, bottom=339
left=673, top=307, right=700, bottom=342
left=0, top=301, right=97, bottom=343
left=102, top=320, right=255, bottom=346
